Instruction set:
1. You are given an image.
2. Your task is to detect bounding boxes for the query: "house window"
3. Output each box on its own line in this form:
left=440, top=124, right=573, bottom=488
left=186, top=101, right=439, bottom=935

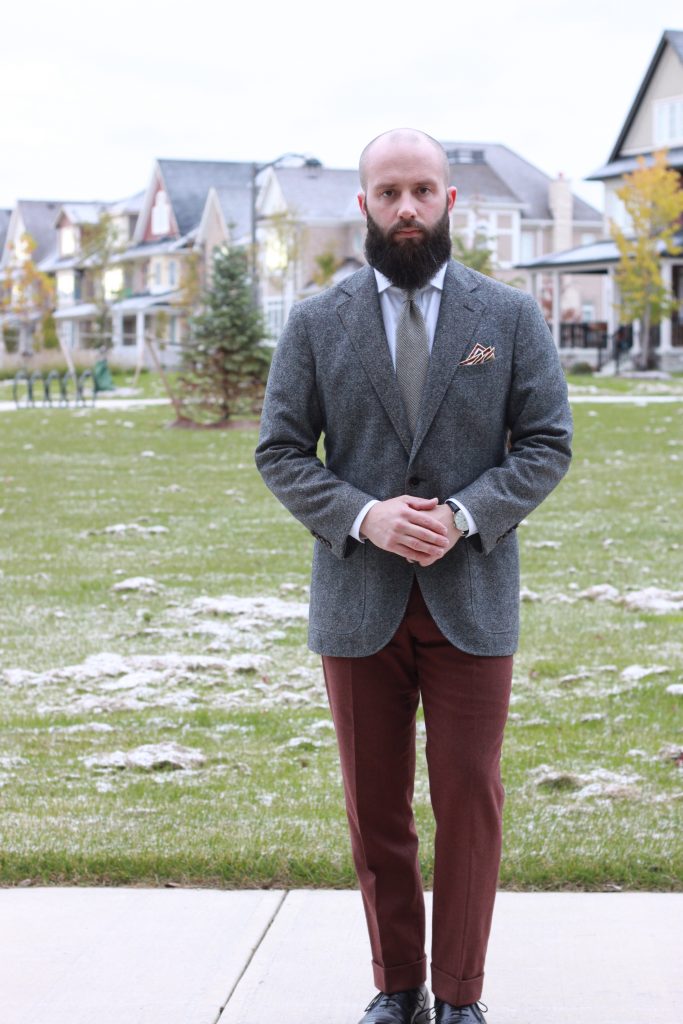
left=169, top=317, right=177, bottom=344
left=264, top=297, right=285, bottom=339
left=151, top=188, right=171, bottom=236
left=520, top=232, right=535, bottom=263
left=57, top=269, right=75, bottom=298
left=168, top=260, right=177, bottom=287
left=60, top=225, right=76, bottom=257
left=153, top=261, right=162, bottom=287
left=582, top=303, right=595, bottom=322
left=654, top=96, right=683, bottom=146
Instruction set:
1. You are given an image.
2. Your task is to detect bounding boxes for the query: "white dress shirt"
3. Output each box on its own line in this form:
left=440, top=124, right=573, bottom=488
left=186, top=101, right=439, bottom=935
left=349, top=265, right=479, bottom=541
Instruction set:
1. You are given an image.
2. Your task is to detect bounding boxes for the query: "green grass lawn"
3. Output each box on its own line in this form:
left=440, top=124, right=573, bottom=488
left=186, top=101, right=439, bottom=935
left=0, top=395, right=681, bottom=890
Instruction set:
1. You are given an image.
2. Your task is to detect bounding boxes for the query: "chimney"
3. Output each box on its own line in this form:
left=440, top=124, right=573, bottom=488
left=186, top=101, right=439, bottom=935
left=549, top=173, right=573, bottom=253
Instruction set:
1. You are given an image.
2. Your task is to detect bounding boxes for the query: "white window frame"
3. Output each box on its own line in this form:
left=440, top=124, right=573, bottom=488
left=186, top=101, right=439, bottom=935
left=653, top=96, right=683, bottom=147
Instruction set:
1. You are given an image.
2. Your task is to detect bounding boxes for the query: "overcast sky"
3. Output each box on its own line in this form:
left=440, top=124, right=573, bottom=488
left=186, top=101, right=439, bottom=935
left=2, top=1, right=681, bottom=213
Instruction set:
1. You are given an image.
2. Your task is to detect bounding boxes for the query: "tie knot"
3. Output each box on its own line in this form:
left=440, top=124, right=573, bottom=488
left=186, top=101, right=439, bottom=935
left=404, top=289, right=416, bottom=303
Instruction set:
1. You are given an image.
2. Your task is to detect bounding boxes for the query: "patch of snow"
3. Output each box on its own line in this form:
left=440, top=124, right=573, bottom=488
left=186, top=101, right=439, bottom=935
left=112, top=577, right=161, bottom=593
left=620, top=588, right=683, bottom=614
left=620, top=664, right=669, bottom=682
left=579, top=583, right=619, bottom=602
left=191, top=593, right=309, bottom=620
left=82, top=742, right=205, bottom=771
left=520, top=587, right=540, bottom=602
left=665, top=683, right=683, bottom=696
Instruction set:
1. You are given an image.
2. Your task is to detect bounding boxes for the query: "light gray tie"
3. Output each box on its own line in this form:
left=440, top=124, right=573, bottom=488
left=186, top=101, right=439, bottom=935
left=395, top=290, right=429, bottom=435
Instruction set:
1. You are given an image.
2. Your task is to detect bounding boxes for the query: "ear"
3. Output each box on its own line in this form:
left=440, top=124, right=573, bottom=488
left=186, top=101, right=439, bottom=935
left=357, top=192, right=368, bottom=218
left=447, top=186, right=457, bottom=213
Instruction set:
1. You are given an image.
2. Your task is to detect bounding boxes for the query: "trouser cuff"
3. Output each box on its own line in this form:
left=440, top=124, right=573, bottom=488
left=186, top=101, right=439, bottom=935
left=431, top=964, right=484, bottom=1007
left=372, top=955, right=427, bottom=994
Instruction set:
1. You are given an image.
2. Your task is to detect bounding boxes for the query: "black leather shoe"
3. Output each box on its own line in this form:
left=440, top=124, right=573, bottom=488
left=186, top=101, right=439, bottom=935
left=358, top=983, right=430, bottom=1023
left=432, top=998, right=488, bottom=1023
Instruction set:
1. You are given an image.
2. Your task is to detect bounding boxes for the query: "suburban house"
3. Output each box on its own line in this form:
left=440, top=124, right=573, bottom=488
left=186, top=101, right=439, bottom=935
left=255, top=145, right=603, bottom=337
left=0, top=199, right=75, bottom=354
left=520, top=29, right=683, bottom=370
left=255, top=164, right=365, bottom=339
left=43, top=159, right=253, bottom=367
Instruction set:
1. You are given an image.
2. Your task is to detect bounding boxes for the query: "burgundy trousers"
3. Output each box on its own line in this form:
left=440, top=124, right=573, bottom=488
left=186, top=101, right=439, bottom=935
left=322, top=580, right=513, bottom=1007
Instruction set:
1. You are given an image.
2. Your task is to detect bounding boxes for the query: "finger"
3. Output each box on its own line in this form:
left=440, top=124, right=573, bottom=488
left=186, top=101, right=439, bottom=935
left=404, top=495, right=439, bottom=510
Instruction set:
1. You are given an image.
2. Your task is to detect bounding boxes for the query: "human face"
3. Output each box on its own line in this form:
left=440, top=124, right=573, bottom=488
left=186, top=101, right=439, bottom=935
left=364, top=204, right=453, bottom=291
left=357, top=136, right=456, bottom=242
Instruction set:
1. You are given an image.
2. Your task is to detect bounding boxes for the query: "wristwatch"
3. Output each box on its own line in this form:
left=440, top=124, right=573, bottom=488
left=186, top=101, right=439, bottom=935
left=445, top=500, right=469, bottom=537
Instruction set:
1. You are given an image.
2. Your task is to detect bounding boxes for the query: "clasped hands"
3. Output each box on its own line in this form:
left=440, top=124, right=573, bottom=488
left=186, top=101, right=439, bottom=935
left=359, top=496, right=462, bottom=567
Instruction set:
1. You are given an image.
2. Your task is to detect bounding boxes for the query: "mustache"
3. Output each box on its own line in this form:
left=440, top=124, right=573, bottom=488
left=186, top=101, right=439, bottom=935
left=388, top=219, right=427, bottom=238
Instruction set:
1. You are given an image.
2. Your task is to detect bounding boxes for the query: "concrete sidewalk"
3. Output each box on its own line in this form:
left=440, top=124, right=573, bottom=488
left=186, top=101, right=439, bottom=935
left=0, top=888, right=680, bottom=1024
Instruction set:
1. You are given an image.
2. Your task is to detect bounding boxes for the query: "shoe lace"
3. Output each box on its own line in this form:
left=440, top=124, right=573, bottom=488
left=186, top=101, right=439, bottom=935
left=365, top=991, right=405, bottom=1013
left=428, top=1001, right=489, bottom=1022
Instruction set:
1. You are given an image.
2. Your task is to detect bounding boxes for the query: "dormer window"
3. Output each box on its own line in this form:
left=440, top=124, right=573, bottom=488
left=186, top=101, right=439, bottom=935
left=654, top=97, right=683, bottom=146
left=60, top=225, right=76, bottom=257
left=446, top=148, right=485, bottom=164
left=151, top=188, right=171, bottom=236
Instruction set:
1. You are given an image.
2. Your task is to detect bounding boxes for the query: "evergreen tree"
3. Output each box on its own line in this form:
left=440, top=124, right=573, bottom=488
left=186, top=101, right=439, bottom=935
left=451, top=230, right=495, bottom=277
left=180, top=245, right=270, bottom=424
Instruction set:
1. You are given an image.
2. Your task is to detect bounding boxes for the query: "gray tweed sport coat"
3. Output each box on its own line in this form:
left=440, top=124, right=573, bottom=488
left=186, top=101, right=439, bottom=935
left=255, top=260, right=572, bottom=658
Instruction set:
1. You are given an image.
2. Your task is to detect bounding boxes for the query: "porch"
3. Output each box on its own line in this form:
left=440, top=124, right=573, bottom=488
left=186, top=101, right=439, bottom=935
left=520, top=237, right=683, bottom=372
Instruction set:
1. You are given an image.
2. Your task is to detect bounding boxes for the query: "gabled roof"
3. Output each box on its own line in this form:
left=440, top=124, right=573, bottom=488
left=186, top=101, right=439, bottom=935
left=270, top=167, right=363, bottom=221
left=441, top=142, right=601, bottom=222
left=600, top=30, right=683, bottom=170
left=157, top=159, right=253, bottom=236
left=108, top=190, right=145, bottom=217
left=10, top=199, right=64, bottom=263
left=212, top=184, right=252, bottom=242
left=57, top=203, right=104, bottom=227
left=0, top=209, right=11, bottom=256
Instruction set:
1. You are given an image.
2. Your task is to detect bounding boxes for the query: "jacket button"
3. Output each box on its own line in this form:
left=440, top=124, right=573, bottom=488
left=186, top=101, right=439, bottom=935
left=408, top=475, right=421, bottom=486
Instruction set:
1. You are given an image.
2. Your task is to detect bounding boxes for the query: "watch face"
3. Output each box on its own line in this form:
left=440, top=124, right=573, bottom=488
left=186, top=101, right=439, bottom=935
left=454, top=509, right=468, bottom=534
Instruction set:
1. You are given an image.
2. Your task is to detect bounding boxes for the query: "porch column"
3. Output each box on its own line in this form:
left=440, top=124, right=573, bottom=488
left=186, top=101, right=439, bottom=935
left=551, top=270, right=561, bottom=349
left=531, top=271, right=540, bottom=303
left=604, top=269, right=617, bottom=336
left=111, top=310, right=124, bottom=350
left=660, top=262, right=673, bottom=352
left=136, top=311, right=146, bottom=366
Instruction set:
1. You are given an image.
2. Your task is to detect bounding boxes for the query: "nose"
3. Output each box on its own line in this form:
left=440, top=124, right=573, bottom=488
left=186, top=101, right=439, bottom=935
left=396, top=191, right=418, bottom=221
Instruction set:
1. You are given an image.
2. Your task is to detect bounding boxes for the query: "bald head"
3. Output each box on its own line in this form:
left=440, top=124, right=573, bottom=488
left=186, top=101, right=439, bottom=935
left=359, top=128, right=450, bottom=191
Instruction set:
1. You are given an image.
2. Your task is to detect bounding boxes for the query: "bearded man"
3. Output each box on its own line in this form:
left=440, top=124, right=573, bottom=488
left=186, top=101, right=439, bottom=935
left=255, top=128, right=572, bottom=1024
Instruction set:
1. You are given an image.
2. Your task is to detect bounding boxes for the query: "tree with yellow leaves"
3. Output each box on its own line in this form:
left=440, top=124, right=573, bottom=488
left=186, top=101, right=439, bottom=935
left=1, top=233, right=55, bottom=356
left=611, top=149, right=683, bottom=369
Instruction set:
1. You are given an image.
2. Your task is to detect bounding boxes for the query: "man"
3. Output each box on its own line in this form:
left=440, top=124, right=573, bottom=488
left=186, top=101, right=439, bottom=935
left=255, top=129, right=572, bottom=1024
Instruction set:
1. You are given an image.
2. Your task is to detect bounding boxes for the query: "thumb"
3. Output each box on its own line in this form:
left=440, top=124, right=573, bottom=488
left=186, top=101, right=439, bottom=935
left=405, top=495, right=439, bottom=509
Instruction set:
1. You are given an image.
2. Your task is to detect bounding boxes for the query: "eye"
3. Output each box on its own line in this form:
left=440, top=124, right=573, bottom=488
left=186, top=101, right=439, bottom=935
left=417, top=186, right=432, bottom=195
left=380, top=189, right=394, bottom=198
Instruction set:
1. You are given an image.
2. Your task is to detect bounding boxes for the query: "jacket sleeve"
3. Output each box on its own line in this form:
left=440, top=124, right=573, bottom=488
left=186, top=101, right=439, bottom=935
left=452, top=293, right=573, bottom=555
left=254, top=302, right=375, bottom=560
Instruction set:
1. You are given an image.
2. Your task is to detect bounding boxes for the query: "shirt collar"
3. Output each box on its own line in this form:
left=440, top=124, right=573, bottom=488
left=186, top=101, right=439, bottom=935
left=373, top=262, right=448, bottom=296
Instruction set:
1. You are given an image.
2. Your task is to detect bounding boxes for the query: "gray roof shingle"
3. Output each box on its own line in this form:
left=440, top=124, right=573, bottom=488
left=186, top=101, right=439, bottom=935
left=441, top=142, right=601, bottom=221
left=157, top=159, right=253, bottom=236
left=271, top=167, right=363, bottom=221
left=0, top=209, right=11, bottom=257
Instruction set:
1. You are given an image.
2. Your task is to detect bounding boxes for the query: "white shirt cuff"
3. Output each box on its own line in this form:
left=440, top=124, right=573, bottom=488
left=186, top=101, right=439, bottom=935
left=447, top=497, right=478, bottom=537
left=350, top=499, right=379, bottom=541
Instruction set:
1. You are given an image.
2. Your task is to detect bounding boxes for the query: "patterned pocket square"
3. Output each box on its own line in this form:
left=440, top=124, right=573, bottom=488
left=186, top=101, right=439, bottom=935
left=460, top=343, right=495, bottom=366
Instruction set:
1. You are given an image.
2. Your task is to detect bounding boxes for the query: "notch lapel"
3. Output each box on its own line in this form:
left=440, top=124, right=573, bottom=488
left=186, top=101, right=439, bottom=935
left=412, top=261, right=487, bottom=453
left=336, top=267, right=413, bottom=455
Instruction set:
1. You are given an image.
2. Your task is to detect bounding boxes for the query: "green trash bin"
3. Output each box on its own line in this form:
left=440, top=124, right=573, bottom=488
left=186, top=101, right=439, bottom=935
left=93, top=358, right=115, bottom=392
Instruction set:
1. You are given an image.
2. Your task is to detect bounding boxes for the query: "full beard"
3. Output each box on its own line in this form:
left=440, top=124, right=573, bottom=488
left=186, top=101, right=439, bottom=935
left=364, top=206, right=452, bottom=291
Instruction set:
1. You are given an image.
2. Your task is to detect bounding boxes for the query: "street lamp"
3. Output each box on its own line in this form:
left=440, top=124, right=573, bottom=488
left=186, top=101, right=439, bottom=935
left=250, top=153, right=322, bottom=309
